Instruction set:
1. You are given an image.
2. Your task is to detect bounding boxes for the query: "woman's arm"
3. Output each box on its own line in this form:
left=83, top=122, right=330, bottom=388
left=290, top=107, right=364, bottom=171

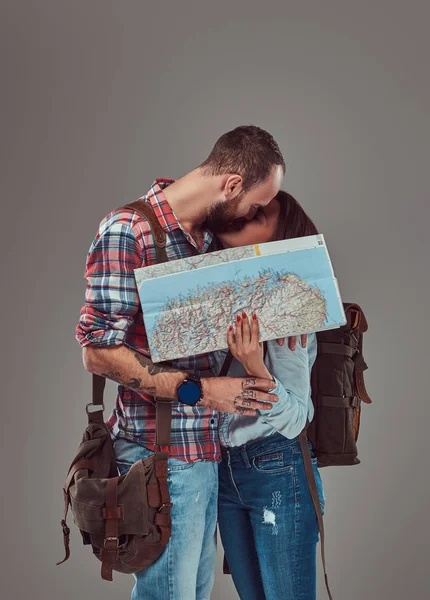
left=227, top=313, right=273, bottom=380
left=227, top=314, right=317, bottom=439
left=257, top=334, right=317, bottom=439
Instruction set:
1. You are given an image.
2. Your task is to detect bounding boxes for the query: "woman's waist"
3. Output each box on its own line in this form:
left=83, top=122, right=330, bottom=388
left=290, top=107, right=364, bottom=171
left=218, top=410, right=276, bottom=447
left=218, top=403, right=313, bottom=449
left=220, top=430, right=302, bottom=463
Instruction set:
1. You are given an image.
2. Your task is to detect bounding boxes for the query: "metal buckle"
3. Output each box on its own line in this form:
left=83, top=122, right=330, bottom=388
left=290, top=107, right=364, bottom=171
left=158, top=503, right=173, bottom=512
left=86, top=402, right=105, bottom=415
left=104, top=536, right=119, bottom=548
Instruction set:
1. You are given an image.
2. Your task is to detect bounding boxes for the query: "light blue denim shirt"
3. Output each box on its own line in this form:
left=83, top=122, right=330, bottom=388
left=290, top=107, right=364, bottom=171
left=218, top=333, right=317, bottom=447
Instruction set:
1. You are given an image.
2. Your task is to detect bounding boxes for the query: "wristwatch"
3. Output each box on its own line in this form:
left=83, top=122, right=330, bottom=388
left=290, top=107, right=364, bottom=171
left=177, top=373, right=204, bottom=406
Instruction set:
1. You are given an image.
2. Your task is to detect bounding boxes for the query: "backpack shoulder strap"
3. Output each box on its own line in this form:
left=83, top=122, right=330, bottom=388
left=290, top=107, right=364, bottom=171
left=124, top=199, right=168, bottom=264
left=122, top=199, right=172, bottom=449
left=298, top=426, right=333, bottom=599
left=89, top=199, right=170, bottom=443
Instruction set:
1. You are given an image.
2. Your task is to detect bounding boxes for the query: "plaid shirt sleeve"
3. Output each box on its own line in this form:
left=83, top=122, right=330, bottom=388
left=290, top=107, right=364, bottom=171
left=76, top=209, right=144, bottom=347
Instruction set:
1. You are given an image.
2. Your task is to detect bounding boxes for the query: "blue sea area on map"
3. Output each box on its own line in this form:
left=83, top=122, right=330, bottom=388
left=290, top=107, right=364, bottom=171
left=138, top=246, right=345, bottom=343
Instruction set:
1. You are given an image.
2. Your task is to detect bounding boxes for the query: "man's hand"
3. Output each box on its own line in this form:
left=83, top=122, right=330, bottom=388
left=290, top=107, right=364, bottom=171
left=200, top=376, right=278, bottom=415
left=276, top=334, right=308, bottom=350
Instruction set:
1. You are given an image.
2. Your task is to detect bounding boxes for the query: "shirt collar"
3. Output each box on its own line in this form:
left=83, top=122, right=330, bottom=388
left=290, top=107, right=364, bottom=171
left=145, top=179, right=180, bottom=234
left=144, top=178, right=215, bottom=252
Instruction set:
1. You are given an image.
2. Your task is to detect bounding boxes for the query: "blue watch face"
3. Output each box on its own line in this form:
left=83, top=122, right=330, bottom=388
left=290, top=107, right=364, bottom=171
left=178, top=379, right=201, bottom=405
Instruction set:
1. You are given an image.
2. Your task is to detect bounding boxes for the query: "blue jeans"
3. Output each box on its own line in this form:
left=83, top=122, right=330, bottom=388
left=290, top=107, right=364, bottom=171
left=218, top=432, right=325, bottom=600
left=113, top=438, right=219, bottom=600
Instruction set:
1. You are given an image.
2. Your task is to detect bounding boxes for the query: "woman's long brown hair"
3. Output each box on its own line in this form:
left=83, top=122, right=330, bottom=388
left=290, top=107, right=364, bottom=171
left=274, top=190, right=319, bottom=240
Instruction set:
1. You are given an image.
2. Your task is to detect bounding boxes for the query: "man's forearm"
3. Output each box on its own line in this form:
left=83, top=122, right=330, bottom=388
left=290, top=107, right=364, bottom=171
left=83, top=344, right=188, bottom=400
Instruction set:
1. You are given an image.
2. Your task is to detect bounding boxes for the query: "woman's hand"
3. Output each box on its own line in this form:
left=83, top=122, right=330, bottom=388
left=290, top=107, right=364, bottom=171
left=227, top=312, right=273, bottom=381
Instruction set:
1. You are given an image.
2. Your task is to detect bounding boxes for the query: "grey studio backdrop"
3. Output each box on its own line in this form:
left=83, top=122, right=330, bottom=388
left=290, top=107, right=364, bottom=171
left=1, top=1, right=429, bottom=599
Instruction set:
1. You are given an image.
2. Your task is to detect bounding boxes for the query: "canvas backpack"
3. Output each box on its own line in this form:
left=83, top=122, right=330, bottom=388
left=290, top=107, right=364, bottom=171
left=307, top=302, right=372, bottom=467
left=305, top=302, right=372, bottom=598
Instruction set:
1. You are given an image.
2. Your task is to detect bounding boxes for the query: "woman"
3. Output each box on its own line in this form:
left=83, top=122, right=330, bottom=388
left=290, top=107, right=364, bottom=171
left=216, top=190, right=325, bottom=600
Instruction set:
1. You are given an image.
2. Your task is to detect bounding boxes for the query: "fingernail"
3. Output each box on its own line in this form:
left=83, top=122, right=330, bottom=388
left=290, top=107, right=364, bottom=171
left=242, top=311, right=247, bottom=318
left=229, top=325, right=233, bottom=331
left=237, top=315, right=241, bottom=322
left=252, top=314, right=257, bottom=320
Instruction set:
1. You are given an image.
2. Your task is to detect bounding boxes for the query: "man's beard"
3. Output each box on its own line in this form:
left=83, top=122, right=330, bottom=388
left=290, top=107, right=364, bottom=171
left=204, top=194, right=244, bottom=234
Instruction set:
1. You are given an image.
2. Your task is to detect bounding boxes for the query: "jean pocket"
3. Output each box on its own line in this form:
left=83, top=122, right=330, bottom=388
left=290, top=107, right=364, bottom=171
left=167, top=459, right=195, bottom=471
left=114, top=439, right=154, bottom=473
left=253, top=451, right=293, bottom=474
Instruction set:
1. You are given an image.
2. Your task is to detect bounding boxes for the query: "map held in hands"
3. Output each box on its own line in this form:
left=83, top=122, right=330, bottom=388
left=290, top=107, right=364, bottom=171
left=134, top=235, right=346, bottom=362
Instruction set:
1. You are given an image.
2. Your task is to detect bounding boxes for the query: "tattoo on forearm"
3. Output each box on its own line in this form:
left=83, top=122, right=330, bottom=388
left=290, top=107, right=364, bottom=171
left=101, top=371, right=125, bottom=385
left=139, top=385, right=158, bottom=395
left=128, top=377, right=142, bottom=389
left=101, top=371, right=157, bottom=395
left=133, top=352, right=179, bottom=374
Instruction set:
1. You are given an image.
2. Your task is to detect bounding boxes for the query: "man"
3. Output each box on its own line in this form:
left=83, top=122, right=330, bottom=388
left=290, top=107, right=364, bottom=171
left=76, top=125, right=300, bottom=599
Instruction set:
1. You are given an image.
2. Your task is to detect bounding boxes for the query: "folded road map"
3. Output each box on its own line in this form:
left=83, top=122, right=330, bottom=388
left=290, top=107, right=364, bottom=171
left=134, top=234, right=346, bottom=362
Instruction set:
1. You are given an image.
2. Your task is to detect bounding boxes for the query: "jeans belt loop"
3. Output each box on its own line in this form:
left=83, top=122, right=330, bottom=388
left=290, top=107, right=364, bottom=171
left=240, top=446, right=251, bottom=469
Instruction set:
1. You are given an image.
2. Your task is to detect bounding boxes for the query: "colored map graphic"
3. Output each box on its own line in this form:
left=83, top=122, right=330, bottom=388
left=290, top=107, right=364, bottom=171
left=134, top=247, right=255, bottom=285
left=134, top=235, right=345, bottom=362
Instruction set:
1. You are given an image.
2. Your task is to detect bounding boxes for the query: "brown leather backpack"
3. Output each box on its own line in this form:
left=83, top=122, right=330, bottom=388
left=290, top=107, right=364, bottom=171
left=307, top=302, right=372, bottom=467
left=303, top=302, right=372, bottom=598
left=56, top=200, right=175, bottom=581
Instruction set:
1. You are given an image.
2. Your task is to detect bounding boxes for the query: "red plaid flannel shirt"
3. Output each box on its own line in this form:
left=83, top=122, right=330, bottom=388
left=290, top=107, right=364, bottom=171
left=76, top=179, right=224, bottom=462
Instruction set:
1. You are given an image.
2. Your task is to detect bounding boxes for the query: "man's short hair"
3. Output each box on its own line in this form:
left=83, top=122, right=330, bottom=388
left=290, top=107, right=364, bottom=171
left=200, top=125, right=285, bottom=192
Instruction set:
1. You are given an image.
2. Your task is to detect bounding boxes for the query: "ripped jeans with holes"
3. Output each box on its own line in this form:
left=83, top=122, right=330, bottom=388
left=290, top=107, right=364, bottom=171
left=218, top=432, right=325, bottom=600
